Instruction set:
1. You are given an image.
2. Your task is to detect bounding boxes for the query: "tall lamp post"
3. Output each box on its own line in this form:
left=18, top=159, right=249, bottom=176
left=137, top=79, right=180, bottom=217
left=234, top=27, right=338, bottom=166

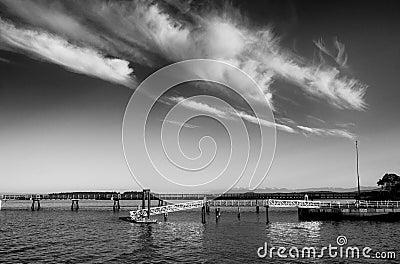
left=356, top=140, right=361, bottom=200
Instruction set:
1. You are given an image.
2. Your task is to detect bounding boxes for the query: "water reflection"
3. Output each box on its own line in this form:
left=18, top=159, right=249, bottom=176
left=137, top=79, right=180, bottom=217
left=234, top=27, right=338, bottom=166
left=265, top=221, right=322, bottom=247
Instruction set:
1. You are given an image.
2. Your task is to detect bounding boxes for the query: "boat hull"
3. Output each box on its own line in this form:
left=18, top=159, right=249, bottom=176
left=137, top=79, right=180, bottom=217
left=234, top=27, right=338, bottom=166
left=119, top=216, right=158, bottom=224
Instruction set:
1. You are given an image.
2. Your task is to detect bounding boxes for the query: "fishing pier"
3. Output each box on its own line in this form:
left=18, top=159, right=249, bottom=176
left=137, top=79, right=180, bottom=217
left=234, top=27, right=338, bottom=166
left=2, top=189, right=400, bottom=223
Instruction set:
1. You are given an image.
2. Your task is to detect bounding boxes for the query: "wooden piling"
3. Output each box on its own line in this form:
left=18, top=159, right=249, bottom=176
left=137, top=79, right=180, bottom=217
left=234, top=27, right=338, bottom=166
left=215, top=208, right=221, bottom=222
left=265, top=205, right=270, bottom=224
left=237, top=207, right=241, bottom=219
left=71, top=199, right=79, bottom=211
left=147, top=190, right=151, bottom=219
left=31, top=199, right=40, bottom=211
left=164, top=212, right=168, bottom=222
left=142, top=190, right=146, bottom=210
left=113, top=198, right=120, bottom=212
left=201, top=205, right=206, bottom=223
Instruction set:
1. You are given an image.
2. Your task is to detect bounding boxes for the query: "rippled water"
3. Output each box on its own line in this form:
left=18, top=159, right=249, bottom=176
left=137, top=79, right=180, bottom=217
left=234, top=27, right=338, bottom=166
left=0, top=201, right=399, bottom=263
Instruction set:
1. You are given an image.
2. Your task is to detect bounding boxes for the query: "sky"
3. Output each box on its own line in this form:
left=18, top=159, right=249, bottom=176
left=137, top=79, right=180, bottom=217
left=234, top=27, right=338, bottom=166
left=0, top=0, right=399, bottom=193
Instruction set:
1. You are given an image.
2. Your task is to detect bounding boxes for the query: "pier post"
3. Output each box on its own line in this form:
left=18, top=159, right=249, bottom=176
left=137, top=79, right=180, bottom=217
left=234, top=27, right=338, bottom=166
left=164, top=213, right=168, bottom=222
left=206, top=202, right=210, bottom=214
left=147, top=189, right=151, bottom=219
left=256, top=200, right=260, bottom=213
left=113, top=198, right=120, bottom=212
left=265, top=205, right=269, bottom=224
left=71, top=199, right=79, bottom=211
left=31, top=198, right=40, bottom=211
left=201, top=205, right=206, bottom=223
left=0, top=199, right=2, bottom=210
left=215, top=208, right=221, bottom=222
left=237, top=207, right=241, bottom=219
left=142, top=190, right=146, bottom=210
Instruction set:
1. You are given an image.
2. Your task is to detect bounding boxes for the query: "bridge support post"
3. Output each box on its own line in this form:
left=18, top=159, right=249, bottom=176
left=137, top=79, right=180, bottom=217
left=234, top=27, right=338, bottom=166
left=206, top=202, right=210, bottom=214
left=237, top=207, right=241, bottom=219
left=265, top=205, right=269, bottom=224
left=164, top=212, right=168, bottom=222
left=71, top=199, right=79, bottom=211
left=0, top=199, right=2, bottom=210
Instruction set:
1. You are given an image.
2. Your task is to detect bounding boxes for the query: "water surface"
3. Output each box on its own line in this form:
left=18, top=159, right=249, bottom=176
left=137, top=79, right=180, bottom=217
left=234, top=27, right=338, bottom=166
left=1, top=201, right=398, bottom=263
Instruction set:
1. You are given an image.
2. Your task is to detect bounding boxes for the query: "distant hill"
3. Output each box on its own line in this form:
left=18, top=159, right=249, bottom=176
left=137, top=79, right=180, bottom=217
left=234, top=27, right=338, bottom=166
left=223, top=186, right=379, bottom=193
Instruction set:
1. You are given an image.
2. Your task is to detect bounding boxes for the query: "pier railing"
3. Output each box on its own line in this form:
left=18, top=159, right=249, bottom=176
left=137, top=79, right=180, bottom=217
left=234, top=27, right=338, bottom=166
left=130, top=200, right=205, bottom=220
left=358, top=200, right=400, bottom=208
left=129, top=199, right=400, bottom=220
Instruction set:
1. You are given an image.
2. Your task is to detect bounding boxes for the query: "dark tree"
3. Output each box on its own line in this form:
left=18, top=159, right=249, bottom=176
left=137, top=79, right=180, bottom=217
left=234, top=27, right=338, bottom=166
left=377, top=173, right=400, bottom=199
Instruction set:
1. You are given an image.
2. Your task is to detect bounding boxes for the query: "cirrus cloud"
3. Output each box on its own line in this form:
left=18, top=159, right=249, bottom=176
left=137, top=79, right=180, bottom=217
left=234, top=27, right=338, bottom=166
left=0, top=18, right=135, bottom=88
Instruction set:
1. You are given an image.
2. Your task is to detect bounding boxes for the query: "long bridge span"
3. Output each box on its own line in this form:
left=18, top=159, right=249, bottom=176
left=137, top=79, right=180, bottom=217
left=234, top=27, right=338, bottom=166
left=1, top=190, right=358, bottom=201
left=2, top=190, right=400, bottom=222
left=0, top=190, right=359, bottom=211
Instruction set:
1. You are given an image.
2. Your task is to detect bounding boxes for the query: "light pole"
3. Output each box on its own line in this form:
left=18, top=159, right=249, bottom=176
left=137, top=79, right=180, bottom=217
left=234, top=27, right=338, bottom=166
left=356, top=141, right=361, bottom=200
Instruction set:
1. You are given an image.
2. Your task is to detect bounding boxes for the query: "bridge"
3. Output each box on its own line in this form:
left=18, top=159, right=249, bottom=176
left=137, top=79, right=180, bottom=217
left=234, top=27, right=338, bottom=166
left=2, top=190, right=400, bottom=222
left=0, top=190, right=358, bottom=201
left=0, top=190, right=358, bottom=211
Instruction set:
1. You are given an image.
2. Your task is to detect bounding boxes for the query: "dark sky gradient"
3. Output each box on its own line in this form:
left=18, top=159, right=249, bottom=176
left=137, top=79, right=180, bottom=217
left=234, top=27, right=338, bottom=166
left=0, top=1, right=399, bottom=192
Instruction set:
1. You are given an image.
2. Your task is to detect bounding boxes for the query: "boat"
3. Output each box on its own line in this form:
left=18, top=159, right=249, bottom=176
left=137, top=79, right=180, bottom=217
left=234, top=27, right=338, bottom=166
left=119, top=216, right=158, bottom=224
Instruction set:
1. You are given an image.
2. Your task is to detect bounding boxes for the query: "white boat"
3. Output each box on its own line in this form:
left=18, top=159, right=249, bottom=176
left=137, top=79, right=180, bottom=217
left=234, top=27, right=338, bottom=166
left=119, top=216, right=157, bottom=224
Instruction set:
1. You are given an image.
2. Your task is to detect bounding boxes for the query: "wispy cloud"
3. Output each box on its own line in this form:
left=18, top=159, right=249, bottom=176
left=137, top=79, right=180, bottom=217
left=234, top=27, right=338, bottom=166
left=314, top=38, right=348, bottom=68
left=237, top=111, right=296, bottom=133
left=297, top=125, right=355, bottom=140
left=0, top=57, right=10, bottom=63
left=0, top=0, right=367, bottom=138
left=168, top=96, right=229, bottom=119
left=165, top=95, right=356, bottom=139
left=0, top=18, right=135, bottom=87
left=0, top=0, right=367, bottom=110
left=161, top=119, right=198, bottom=129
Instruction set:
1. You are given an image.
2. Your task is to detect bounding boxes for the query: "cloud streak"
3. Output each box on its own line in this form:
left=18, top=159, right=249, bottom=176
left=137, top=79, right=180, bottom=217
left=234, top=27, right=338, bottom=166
left=1, top=0, right=367, bottom=109
left=0, top=0, right=367, bottom=138
left=165, top=95, right=354, bottom=139
left=297, top=125, right=355, bottom=140
left=0, top=18, right=135, bottom=88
